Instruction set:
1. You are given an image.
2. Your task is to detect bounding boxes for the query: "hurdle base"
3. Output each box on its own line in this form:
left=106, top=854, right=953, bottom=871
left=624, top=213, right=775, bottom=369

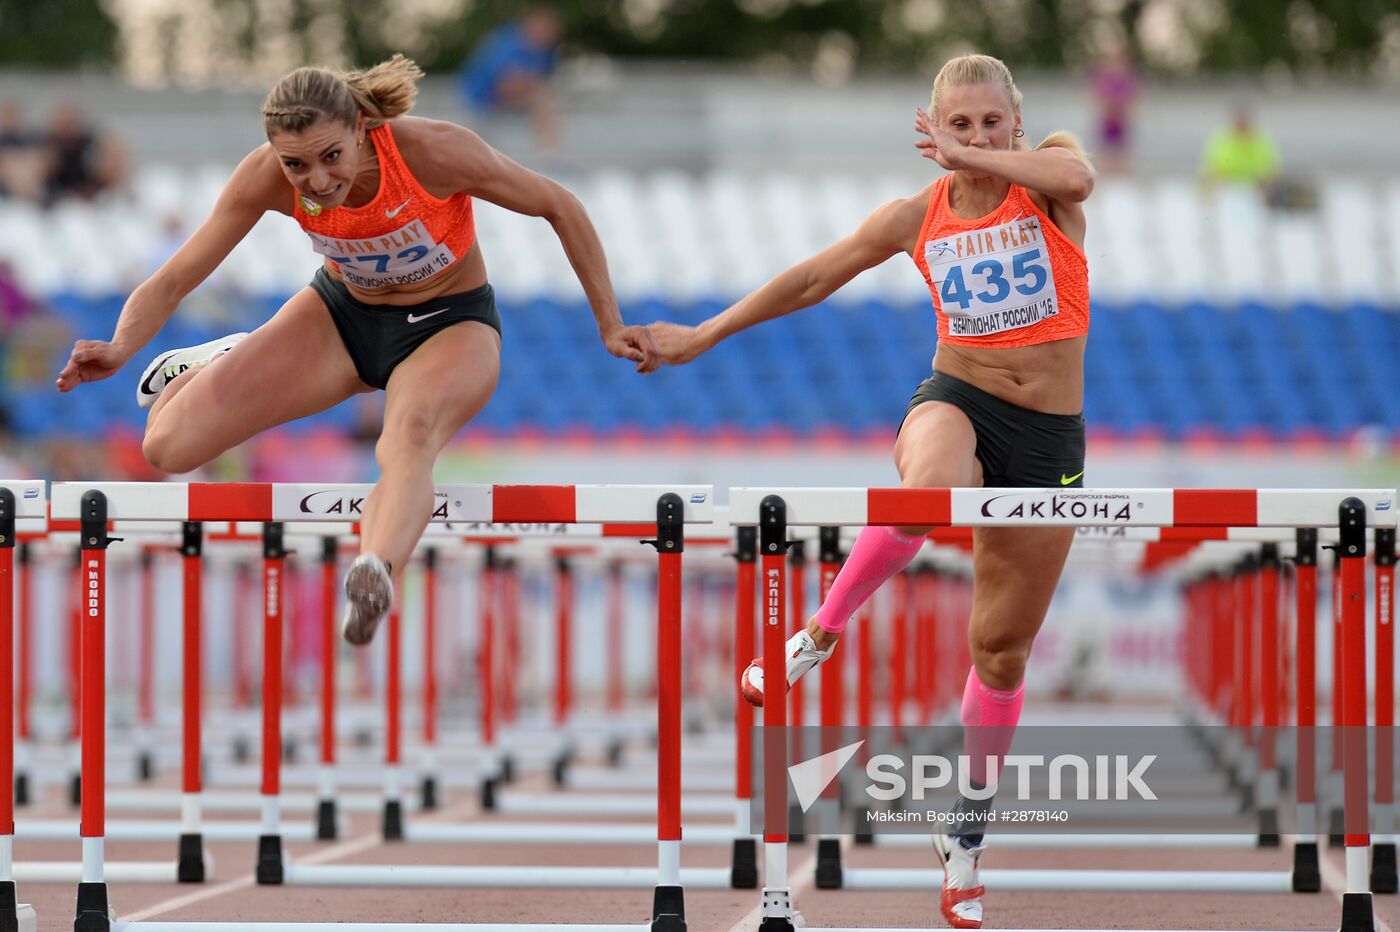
left=1237, top=783, right=1254, bottom=813
left=815, top=837, right=844, bottom=889
left=1291, top=841, right=1320, bottom=892
left=14, top=772, right=28, bottom=807
left=283, top=738, right=299, bottom=765
left=758, top=886, right=796, bottom=932
left=606, top=737, right=625, bottom=768
left=177, top=832, right=206, bottom=883
left=73, top=881, right=109, bottom=932
left=420, top=775, right=439, bottom=811
left=480, top=777, right=497, bottom=812
left=69, top=773, right=81, bottom=809
left=1, top=880, right=37, bottom=932
left=787, top=803, right=806, bottom=844
left=730, top=838, right=758, bottom=889
left=383, top=800, right=404, bottom=841
left=232, top=735, right=251, bottom=764
left=316, top=799, right=338, bottom=840
left=1371, top=842, right=1398, bottom=894
left=256, top=834, right=284, bottom=885
left=1340, top=892, right=1374, bottom=932
left=1330, top=807, right=1346, bottom=847
left=500, top=754, right=516, bottom=784
left=1256, top=809, right=1280, bottom=847
left=551, top=749, right=574, bottom=788
left=649, top=884, right=685, bottom=932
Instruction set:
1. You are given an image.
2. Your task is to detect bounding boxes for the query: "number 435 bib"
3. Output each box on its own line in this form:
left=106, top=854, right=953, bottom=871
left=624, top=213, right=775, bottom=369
left=925, top=215, right=1059, bottom=338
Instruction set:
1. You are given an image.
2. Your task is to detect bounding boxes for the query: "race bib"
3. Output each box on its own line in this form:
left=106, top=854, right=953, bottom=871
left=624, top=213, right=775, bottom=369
left=926, top=215, right=1059, bottom=338
left=306, top=218, right=457, bottom=288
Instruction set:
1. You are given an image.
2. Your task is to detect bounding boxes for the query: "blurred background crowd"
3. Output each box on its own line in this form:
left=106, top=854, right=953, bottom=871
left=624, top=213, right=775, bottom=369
left=0, top=0, right=1396, bottom=491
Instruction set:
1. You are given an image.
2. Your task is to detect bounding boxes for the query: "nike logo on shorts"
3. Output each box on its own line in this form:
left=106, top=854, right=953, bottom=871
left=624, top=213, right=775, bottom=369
left=385, top=198, right=412, bottom=218
left=405, top=307, right=450, bottom=324
left=1060, top=470, right=1084, bottom=486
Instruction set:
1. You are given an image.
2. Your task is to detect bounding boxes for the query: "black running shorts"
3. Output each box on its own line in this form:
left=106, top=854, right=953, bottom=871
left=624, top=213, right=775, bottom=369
left=310, top=267, right=502, bottom=390
left=900, top=370, right=1086, bottom=488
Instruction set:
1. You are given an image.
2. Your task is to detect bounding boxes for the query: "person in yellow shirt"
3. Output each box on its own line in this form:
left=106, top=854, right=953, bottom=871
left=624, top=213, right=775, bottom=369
left=1201, top=104, right=1279, bottom=189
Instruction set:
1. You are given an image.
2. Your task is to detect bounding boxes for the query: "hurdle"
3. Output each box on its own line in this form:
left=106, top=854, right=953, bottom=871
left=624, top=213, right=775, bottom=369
left=50, top=480, right=720, bottom=931
left=1, top=484, right=40, bottom=931
left=728, top=486, right=1395, bottom=932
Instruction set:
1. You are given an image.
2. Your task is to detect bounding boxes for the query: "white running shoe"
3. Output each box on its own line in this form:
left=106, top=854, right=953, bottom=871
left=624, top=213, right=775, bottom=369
left=739, top=628, right=834, bottom=707
left=341, top=554, right=393, bottom=646
left=932, top=833, right=986, bottom=929
left=136, top=333, right=248, bottom=409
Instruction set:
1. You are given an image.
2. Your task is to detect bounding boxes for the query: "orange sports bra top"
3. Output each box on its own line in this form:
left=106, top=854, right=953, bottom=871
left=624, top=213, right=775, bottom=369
left=912, top=174, right=1088, bottom=348
left=292, top=123, right=476, bottom=291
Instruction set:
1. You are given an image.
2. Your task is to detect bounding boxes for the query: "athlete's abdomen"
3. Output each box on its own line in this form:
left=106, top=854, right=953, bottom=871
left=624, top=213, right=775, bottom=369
left=933, top=335, right=1086, bottom=415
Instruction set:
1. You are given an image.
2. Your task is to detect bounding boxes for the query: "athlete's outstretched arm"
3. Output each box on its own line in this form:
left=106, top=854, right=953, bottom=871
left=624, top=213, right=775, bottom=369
left=913, top=108, right=1094, bottom=206
left=415, top=121, right=658, bottom=372
left=646, top=195, right=925, bottom=366
left=57, top=147, right=282, bottom=392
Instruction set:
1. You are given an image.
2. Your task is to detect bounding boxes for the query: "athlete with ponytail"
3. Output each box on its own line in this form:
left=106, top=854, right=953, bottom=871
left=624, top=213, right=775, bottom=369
left=645, top=54, right=1094, bottom=929
left=57, top=55, right=659, bottom=645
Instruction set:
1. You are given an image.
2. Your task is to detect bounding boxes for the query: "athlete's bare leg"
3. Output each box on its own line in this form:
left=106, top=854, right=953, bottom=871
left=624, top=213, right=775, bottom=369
left=142, top=287, right=369, bottom=474
left=967, top=526, right=1074, bottom=690
left=358, top=320, right=501, bottom=573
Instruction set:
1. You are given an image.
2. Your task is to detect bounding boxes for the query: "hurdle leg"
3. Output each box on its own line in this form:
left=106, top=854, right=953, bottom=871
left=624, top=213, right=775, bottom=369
left=177, top=522, right=207, bottom=882
left=316, top=536, right=338, bottom=840
left=14, top=541, right=31, bottom=808
left=649, top=493, right=686, bottom=931
left=814, top=526, right=844, bottom=889
left=550, top=554, right=575, bottom=787
left=1371, top=527, right=1396, bottom=893
left=136, top=549, right=156, bottom=783
left=1337, top=499, right=1374, bottom=932
left=759, top=496, right=797, bottom=931
left=419, top=547, right=439, bottom=811
left=731, top=526, right=759, bottom=889
left=1, top=489, right=38, bottom=931
left=478, top=547, right=499, bottom=810
left=786, top=539, right=806, bottom=843
left=1330, top=546, right=1347, bottom=847
left=255, top=522, right=287, bottom=885
left=74, top=491, right=113, bottom=931
left=382, top=605, right=404, bottom=841
left=1256, top=544, right=1281, bottom=846
left=1292, top=528, right=1321, bottom=891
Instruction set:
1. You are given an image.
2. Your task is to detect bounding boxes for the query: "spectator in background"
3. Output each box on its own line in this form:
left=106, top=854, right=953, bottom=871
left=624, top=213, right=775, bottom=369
left=1087, top=42, right=1139, bottom=175
left=0, top=100, right=47, bottom=202
left=457, top=6, right=562, bottom=153
left=44, top=100, right=126, bottom=205
left=1201, top=104, right=1280, bottom=192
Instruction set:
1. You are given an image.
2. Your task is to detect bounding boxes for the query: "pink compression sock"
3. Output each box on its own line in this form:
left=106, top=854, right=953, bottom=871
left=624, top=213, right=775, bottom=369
left=961, top=665, right=1026, bottom=787
left=814, top=526, right=925, bottom=634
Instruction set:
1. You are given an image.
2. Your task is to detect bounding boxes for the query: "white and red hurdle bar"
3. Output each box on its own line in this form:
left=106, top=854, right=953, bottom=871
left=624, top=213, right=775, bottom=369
left=14, top=480, right=715, bottom=932
left=728, top=486, right=1395, bottom=932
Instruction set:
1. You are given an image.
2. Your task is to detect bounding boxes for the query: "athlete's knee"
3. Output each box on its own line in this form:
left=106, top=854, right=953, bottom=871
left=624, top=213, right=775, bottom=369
left=375, top=412, right=439, bottom=468
left=968, top=626, right=1033, bottom=688
left=142, top=426, right=205, bottom=475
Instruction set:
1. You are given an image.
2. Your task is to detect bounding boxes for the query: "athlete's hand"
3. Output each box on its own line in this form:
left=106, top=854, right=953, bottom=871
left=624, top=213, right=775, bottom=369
left=644, top=322, right=707, bottom=367
left=603, top=324, right=661, bottom=374
left=56, top=340, right=131, bottom=392
left=913, top=108, right=962, bottom=171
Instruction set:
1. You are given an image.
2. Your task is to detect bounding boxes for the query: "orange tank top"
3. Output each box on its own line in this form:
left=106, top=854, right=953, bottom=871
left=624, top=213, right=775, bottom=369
left=912, top=175, right=1088, bottom=348
left=293, top=123, right=476, bottom=291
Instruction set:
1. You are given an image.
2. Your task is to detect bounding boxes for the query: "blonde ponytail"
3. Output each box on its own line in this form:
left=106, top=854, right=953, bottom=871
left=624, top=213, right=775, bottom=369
left=262, top=54, right=423, bottom=136
left=1035, top=130, right=1094, bottom=169
left=341, top=54, right=423, bottom=127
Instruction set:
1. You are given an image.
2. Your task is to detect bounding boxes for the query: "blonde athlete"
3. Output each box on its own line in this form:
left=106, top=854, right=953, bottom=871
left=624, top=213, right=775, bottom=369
left=57, top=56, right=658, bottom=645
left=645, top=54, right=1093, bottom=929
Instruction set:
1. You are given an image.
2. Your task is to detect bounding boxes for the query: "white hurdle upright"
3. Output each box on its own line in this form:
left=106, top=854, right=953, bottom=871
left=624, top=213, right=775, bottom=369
left=1, top=481, right=41, bottom=932
left=727, top=485, right=1396, bottom=932
left=49, top=480, right=715, bottom=932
